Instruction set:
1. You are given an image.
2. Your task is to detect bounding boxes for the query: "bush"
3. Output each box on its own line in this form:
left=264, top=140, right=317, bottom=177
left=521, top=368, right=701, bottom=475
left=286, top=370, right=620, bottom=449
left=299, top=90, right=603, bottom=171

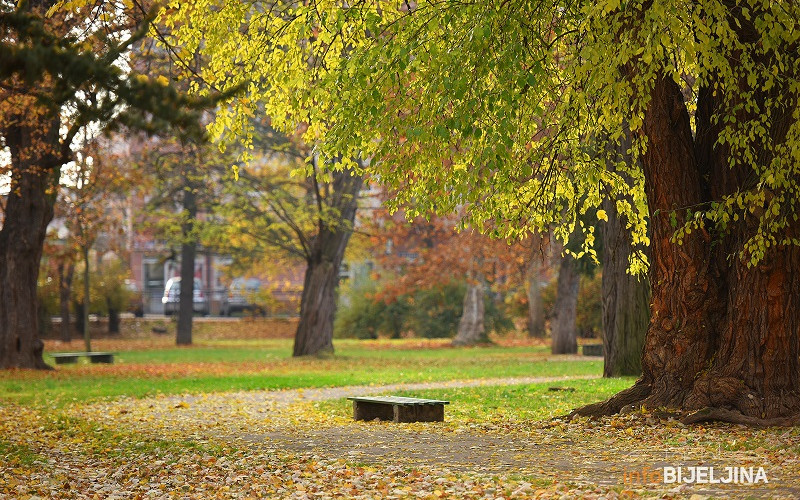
left=404, top=281, right=466, bottom=338
left=335, top=279, right=410, bottom=339
left=335, top=278, right=513, bottom=339
left=72, top=259, right=132, bottom=315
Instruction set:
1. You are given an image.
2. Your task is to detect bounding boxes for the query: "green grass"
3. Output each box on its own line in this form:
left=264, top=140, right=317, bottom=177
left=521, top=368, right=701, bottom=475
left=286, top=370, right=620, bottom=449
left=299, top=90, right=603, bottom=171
left=1, top=339, right=604, bottom=407
left=315, top=378, right=637, bottom=422
left=0, top=438, right=42, bottom=466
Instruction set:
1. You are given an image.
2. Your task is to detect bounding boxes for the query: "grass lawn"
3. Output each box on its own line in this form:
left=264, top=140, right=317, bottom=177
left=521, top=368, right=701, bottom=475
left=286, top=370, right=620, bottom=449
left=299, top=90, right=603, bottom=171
left=314, top=377, right=637, bottom=423
left=3, top=332, right=799, bottom=498
left=1, top=337, right=606, bottom=407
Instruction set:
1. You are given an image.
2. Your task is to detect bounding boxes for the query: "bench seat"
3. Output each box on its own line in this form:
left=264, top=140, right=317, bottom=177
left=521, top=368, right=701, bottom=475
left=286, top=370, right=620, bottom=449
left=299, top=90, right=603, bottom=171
left=51, top=352, right=115, bottom=364
left=347, top=396, right=450, bottom=422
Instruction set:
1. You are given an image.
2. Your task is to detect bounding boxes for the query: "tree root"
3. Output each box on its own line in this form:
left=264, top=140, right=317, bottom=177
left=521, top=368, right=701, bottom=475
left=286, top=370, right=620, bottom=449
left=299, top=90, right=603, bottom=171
left=569, top=379, right=652, bottom=418
left=680, top=407, right=800, bottom=427
left=570, top=380, right=800, bottom=426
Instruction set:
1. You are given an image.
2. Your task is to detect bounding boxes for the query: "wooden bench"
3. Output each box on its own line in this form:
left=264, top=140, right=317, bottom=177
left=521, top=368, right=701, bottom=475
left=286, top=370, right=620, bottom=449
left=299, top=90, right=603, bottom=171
left=51, top=352, right=115, bottom=364
left=582, top=344, right=604, bottom=356
left=347, top=396, right=450, bottom=423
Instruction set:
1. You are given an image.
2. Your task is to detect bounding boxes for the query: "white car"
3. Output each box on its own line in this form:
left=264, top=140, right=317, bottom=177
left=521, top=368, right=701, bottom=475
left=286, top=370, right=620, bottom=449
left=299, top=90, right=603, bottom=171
left=162, top=277, right=209, bottom=316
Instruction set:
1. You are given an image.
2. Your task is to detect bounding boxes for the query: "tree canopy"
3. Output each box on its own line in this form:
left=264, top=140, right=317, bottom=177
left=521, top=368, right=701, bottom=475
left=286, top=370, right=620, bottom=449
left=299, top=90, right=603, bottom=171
left=168, top=0, right=797, bottom=266
left=0, top=0, right=227, bottom=368
left=167, top=0, right=800, bottom=423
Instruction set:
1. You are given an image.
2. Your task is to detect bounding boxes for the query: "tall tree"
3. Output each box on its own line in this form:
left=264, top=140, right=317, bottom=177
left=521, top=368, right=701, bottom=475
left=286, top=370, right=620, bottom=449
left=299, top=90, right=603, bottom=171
left=173, top=1, right=800, bottom=424
left=204, top=142, right=364, bottom=356
left=293, top=163, right=363, bottom=356
left=132, top=128, right=225, bottom=345
left=0, top=1, right=216, bottom=368
left=60, top=141, right=133, bottom=349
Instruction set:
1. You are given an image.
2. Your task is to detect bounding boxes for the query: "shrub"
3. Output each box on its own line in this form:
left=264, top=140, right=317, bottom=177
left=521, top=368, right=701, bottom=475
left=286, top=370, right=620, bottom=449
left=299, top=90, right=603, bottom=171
left=335, top=278, right=513, bottom=339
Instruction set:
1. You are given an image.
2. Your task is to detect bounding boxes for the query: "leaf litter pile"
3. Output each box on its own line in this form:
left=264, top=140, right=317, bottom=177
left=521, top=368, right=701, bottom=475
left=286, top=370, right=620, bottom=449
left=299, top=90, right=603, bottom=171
left=2, top=380, right=800, bottom=499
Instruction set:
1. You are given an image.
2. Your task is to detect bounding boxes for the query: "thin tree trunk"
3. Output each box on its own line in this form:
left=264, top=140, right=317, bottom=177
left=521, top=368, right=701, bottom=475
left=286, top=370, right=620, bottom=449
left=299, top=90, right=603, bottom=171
left=58, top=261, right=74, bottom=343
left=601, top=134, right=650, bottom=377
left=601, top=206, right=650, bottom=376
left=177, top=175, right=198, bottom=346
left=452, top=281, right=487, bottom=346
left=525, top=237, right=546, bottom=337
left=82, top=245, right=91, bottom=353
left=551, top=254, right=579, bottom=354
left=107, top=304, right=120, bottom=334
left=293, top=168, right=363, bottom=356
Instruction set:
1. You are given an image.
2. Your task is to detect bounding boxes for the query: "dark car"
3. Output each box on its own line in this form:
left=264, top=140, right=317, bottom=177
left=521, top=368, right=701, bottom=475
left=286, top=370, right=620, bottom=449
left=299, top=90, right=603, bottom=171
left=162, top=277, right=209, bottom=315
left=221, top=277, right=266, bottom=316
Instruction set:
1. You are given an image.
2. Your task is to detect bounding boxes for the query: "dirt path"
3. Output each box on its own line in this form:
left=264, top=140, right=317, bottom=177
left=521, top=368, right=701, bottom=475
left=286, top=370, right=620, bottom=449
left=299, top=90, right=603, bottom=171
left=74, top=376, right=800, bottom=499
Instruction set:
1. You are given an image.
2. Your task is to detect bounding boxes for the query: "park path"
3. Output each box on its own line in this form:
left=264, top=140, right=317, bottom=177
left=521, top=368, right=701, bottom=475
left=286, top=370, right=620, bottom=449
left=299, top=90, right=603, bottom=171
left=74, top=375, right=800, bottom=499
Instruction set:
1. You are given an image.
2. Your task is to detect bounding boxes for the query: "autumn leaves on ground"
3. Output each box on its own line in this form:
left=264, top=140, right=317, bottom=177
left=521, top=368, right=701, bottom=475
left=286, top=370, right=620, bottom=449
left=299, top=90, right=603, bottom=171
left=1, top=324, right=799, bottom=499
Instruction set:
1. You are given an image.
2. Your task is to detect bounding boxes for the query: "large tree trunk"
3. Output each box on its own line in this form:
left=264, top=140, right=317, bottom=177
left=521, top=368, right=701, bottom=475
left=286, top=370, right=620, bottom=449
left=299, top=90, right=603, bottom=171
left=294, top=257, right=341, bottom=356
left=293, top=168, right=363, bottom=356
left=601, top=137, right=650, bottom=377
left=58, top=261, right=74, bottom=343
left=0, top=120, right=59, bottom=369
left=575, top=70, right=800, bottom=425
left=551, top=254, right=579, bottom=354
left=452, top=282, right=488, bottom=346
left=176, top=185, right=197, bottom=346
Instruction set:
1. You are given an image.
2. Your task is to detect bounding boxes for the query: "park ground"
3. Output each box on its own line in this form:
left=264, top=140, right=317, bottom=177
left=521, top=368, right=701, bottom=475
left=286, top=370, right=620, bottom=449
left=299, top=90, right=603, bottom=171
left=1, top=319, right=799, bottom=499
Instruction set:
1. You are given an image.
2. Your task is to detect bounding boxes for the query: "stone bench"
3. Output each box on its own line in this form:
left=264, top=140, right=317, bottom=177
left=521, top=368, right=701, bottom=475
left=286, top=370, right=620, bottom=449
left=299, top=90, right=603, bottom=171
left=51, top=352, right=115, bottom=364
left=347, top=396, right=450, bottom=423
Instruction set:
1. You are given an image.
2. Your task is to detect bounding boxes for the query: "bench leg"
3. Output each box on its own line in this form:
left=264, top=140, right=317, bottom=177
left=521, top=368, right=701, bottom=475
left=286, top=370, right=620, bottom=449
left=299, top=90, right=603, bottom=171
left=393, top=404, right=444, bottom=423
left=353, top=401, right=395, bottom=421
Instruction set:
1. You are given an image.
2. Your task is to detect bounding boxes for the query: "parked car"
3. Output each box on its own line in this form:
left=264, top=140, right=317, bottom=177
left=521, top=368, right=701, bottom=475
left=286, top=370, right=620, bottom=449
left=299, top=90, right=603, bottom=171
left=221, top=277, right=266, bottom=316
left=162, top=277, right=209, bottom=316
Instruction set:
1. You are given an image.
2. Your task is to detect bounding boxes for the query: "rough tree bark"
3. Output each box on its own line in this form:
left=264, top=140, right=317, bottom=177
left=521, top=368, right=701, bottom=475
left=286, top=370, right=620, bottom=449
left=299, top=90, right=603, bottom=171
left=293, top=168, right=363, bottom=356
left=0, top=117, right=59, bottom=369
left=551, top=254, right=579, bottom=354
left=58, top=261, right=74, bottom=343
left=574, top=69, right=800, bottom=425
left=452, top=281, right=488, bottom=346
left=601, top=138, right=651, bottom=377
left=601, top=200, right=650, bottom=376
